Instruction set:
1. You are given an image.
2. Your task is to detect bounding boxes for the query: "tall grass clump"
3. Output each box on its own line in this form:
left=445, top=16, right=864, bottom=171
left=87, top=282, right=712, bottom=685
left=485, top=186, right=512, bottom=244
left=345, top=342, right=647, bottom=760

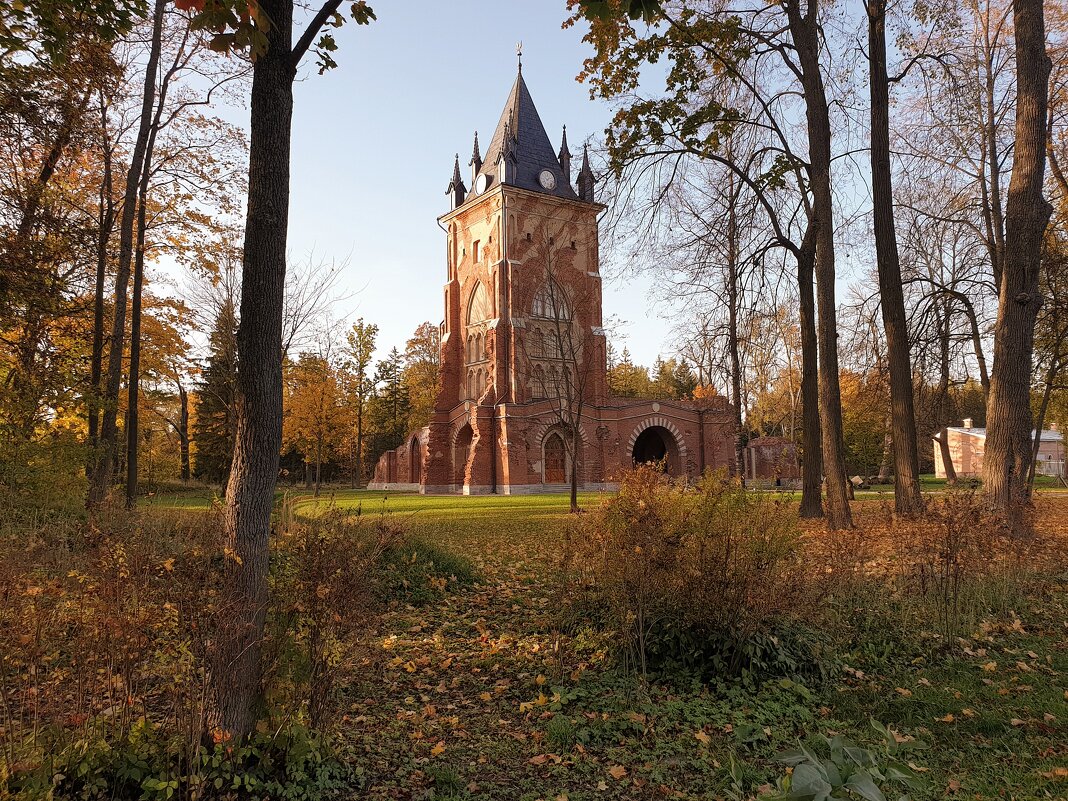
left=562, top=466, right=825, bottom=681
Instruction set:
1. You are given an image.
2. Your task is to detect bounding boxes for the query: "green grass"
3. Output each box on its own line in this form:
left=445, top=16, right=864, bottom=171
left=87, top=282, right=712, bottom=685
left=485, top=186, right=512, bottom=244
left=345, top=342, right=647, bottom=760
left=139, top=487, right=1068, bottom=800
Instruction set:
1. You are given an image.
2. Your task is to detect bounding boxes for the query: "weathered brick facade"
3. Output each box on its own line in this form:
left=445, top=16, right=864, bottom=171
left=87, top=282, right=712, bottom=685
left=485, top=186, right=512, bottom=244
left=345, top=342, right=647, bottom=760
left=370, top=72, right=735, bottom=493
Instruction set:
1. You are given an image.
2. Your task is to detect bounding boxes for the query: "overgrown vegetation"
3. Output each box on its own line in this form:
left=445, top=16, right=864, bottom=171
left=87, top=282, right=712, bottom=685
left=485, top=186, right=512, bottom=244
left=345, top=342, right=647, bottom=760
left=562, top=467, right=827, bottom=681
left=0, top=499, right=475, bottom=799
left=2, top=482, right=1067, bottom=799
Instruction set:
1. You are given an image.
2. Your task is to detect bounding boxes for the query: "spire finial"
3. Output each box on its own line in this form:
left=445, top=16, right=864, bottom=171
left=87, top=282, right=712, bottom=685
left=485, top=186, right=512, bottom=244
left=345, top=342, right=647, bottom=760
left=448, top=153, right=466, bottom=208
left=558, top=125, right=572, bottom=185
left=516, top=41, right=523, bottom=73
left=578, top=144, right=595, bottom=202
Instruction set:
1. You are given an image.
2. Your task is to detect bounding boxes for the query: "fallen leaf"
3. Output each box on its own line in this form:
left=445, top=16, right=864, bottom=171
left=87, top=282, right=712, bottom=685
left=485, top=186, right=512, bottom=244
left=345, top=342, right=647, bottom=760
left=430, top=741, right=445, bottom=756
left=982, top=661, right=998, bottom=672
left=694, top=730, right=711, bottom=745
left=608, top=764, right=628, bottom=780
left=896, top=687, right=912, bottom=697
left=936, top=713, right=955, bottom=723
left=1010, top=718, right=1027, bottom=726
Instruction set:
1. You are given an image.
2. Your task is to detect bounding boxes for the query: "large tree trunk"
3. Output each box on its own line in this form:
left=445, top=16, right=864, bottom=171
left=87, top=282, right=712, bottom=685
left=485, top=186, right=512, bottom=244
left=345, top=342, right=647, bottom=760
left=983, top=0, right=1052, bottom=534
left=786, top=0, right=852, bottom=529
left=726, top=180, right=745, bottom=483
left=797, top=244, right=823, bottom=518
left=935, top=301, right=958, bottom=483
left=88, top=96, right=115, bottom=476
left=87, top=0, right=166, bottom=509
left=178, top=382, right=191, bottom=482
left=212, top=0, right=293, bottom=738
left=867, top=0, right=923, bottom=516
left=125, top=142, right=155, bottom=509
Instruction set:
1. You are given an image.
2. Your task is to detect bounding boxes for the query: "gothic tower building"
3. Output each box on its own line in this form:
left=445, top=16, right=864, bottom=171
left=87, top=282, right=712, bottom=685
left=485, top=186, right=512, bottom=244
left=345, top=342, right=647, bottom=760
left=370, top=68, right=735, bottom=493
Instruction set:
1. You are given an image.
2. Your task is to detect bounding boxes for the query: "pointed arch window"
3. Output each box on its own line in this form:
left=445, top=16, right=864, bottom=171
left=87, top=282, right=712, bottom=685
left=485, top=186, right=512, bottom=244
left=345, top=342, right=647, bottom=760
left=531, top=284, right=572, bottom=321
left=467, top=281, right=492, bottom=325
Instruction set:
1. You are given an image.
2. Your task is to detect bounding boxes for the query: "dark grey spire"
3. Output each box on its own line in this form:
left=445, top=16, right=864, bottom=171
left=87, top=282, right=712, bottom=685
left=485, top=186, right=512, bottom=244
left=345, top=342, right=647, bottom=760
left=447, top=153, right=466, bottom=209
left=467, top=72, right=578, bottom=201
left=577, top=144, right=595, bottom=202
left=469, top=131, right=482, bottom=184
left=558, top=125, right=572, bottom=187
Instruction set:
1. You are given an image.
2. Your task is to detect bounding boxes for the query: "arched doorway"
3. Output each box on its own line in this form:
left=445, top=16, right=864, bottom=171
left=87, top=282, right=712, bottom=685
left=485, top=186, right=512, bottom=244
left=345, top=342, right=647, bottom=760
left=632, top=426, right=681, bottom=474
left=409, top=436, right=422, bottom=484
left=543, top=431, right=567, bottom=484
left=453, top=424, right=473, bottom=487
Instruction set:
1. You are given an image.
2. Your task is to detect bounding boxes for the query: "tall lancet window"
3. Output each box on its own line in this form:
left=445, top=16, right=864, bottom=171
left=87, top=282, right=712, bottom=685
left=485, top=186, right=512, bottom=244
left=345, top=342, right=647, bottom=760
left=465, top=281, right=491, bottom=399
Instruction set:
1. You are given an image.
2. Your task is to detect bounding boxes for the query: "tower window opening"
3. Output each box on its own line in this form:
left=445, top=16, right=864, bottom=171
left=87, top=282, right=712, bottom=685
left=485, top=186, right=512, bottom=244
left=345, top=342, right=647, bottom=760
left=472, top=240, right=480, bottom=261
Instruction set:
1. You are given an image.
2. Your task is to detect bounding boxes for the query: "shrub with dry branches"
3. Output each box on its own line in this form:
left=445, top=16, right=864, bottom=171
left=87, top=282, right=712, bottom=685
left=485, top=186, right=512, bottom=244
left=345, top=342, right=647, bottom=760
left=563, top=466, right=826, bottom=680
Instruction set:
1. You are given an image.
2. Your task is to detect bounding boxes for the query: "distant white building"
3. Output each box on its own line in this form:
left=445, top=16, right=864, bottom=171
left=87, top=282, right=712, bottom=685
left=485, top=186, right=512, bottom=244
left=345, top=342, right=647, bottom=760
left=933, top=418, right=1065, bottom=479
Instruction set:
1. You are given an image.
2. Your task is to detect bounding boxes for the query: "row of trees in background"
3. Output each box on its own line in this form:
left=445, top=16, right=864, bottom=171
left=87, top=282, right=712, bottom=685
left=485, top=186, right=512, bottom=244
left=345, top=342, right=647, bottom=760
left=575, top=0, right=1066, bottom=532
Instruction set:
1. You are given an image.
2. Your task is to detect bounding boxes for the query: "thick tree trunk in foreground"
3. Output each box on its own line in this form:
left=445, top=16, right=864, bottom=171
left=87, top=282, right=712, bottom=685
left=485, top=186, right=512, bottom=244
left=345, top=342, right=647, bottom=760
left=212, top=0, right=294, bottom=739
left=868, top=0, right=923, bottom=516
left=797, top=245, right=823, bottom=518
left=785, top=0, right=852, bottom=529
left=983, top=0, right=1052, bottom=533
left=178, top=382, right=191, bottom=482
left=87, top=0, right=166, bottom=508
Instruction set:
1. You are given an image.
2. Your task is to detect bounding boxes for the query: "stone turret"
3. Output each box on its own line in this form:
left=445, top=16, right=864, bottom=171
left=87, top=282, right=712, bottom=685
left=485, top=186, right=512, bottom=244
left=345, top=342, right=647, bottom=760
left=558, top=125, right=572, bottom=188
left=447, top=153, right=466, bottom=209
left=577, top=144, right=595, bottom=202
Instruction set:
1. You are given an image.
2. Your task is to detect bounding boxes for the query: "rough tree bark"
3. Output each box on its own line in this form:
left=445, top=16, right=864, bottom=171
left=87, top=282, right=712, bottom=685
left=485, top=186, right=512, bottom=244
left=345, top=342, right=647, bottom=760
left=867, top=0, right=923, bottom=515
left=88, top=94, right=116, bottom=475
left=87, top=0, right=167, bottom=508
left=784, top=0, right=852, bottom=529
left=177, top=380, right=190, bottom=481
left=983, top=0, right=1052, bottom=532
left=212, top=0, right=301, bottom=738
left=797, top=240, right=824, bottom=518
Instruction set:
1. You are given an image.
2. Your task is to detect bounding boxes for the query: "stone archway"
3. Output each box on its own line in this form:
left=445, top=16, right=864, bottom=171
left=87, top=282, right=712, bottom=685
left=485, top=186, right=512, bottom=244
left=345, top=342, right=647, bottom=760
left=453, top=424, right=473, bottom=487
left=631, top=425, right=682, bottom=475
left=409, top=435, right=422, bottom=484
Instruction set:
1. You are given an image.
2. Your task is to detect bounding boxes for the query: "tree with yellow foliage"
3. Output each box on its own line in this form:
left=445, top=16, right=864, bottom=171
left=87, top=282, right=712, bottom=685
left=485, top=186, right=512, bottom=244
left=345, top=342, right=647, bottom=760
left=283, top=352, right=348, bottom=497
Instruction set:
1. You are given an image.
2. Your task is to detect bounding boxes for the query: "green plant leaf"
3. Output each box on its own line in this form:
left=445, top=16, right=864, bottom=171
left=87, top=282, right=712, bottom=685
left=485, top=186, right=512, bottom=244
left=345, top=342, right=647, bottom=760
left=845, top=769, right=886, bottom=801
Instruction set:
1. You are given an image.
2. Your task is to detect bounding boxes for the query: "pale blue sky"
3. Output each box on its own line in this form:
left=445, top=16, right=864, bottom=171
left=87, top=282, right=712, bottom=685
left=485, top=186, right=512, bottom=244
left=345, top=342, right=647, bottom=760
left=280, top=0, right=662, bottom=365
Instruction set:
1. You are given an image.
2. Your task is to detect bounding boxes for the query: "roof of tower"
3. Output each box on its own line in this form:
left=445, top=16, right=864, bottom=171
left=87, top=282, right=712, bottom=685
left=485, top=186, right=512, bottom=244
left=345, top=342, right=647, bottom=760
left=468, top=71, right=579, bottom=202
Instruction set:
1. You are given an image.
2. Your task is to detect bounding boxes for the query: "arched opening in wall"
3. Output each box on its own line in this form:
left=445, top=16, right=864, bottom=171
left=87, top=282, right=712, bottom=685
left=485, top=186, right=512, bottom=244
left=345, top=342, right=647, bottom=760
left=632, top=426, right=681, bottom=474
left=409, top=436, right=422, bottom=484
left=544, top=431, right=567, bottom=484
left=453, top=424, right=473, bottom=487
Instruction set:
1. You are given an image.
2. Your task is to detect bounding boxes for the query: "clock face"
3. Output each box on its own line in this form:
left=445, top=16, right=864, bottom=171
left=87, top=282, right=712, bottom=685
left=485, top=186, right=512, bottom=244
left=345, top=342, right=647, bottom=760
left=538, top=169, right=557, bottom=190
left=475, top=173, right=490, bottom=194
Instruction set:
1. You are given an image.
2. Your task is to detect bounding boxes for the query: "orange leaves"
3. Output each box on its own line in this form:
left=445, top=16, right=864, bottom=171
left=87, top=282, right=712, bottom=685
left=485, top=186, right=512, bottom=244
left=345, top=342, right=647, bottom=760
left=608, top=764, right=628, bottom=780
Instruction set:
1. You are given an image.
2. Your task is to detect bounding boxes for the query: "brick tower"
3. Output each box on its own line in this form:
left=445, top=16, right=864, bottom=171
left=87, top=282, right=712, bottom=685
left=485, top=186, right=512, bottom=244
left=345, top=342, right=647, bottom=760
left=370, top=67, right=736, bottom=494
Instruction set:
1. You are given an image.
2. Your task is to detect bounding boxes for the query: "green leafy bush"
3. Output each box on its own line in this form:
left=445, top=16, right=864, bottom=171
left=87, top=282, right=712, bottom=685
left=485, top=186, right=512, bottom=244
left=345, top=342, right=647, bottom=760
left=10, top=720, right=353, bottom=801
left=562, top=466, right=825, bottom=681
left=768, top=720, right=928, bottom=801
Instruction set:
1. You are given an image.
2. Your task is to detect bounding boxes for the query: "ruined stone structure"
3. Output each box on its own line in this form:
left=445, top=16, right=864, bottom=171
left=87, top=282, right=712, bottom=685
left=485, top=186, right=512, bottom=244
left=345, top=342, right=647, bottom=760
left=370, top=69, right=735, bottom=493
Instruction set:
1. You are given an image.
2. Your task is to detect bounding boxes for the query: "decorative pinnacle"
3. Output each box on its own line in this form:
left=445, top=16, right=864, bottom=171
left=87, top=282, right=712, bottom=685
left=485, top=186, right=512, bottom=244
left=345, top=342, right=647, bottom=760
left=470, top=131, right=482, bottom=171
left=558, top=125, right=571, bottom=159
left=516, top=40, right=523, bottom=73
left=451, top=153, right=462, bottom=185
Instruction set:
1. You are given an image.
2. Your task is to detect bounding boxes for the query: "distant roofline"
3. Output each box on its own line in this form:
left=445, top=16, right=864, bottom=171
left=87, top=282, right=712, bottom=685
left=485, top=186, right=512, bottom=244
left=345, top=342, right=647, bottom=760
left=945, top=427, right=1064, bottom=442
